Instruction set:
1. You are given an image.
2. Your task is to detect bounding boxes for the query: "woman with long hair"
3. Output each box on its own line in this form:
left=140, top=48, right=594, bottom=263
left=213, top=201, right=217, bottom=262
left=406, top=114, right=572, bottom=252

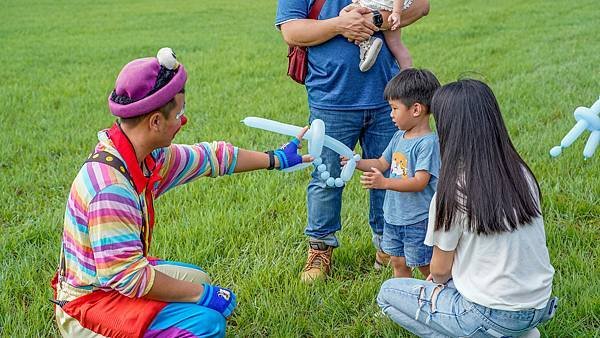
left=376, top=79, right=557, bottom=337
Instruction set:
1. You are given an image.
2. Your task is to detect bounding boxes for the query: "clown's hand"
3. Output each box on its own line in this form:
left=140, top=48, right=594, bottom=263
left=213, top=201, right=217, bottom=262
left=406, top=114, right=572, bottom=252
left=273, top=126, right=312, bottom=170
left=197, top=283, right=237, bottom=318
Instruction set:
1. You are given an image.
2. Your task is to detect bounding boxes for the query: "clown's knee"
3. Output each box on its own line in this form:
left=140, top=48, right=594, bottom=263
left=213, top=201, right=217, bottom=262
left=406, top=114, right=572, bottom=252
left=192, top=309, right=226, bottom=338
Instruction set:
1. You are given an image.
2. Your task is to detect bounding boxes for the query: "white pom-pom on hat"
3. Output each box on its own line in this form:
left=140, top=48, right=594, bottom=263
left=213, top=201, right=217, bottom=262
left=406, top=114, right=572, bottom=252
left=157, top=47, right=179, bottom=70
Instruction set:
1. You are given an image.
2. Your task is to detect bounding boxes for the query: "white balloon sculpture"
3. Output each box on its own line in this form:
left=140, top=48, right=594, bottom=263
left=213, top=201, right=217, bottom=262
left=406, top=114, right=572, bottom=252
left=242, top=117, right=361, bottom=187
left=550, top=96, right=600, bottom=159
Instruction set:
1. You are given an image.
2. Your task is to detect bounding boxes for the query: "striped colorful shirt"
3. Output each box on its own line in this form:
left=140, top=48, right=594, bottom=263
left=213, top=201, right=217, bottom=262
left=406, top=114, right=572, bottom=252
left=61, top=126, right=238, bottom=298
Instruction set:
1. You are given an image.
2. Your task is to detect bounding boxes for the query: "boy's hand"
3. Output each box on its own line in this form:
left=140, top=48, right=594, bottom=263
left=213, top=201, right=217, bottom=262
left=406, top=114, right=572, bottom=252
left=389, top=12, right=401, bottom=30
left=360, top=167, right=388, bottom=189
left=197, top=283, right=237, bottom=318
left=339, top=155, right=351, bottom=166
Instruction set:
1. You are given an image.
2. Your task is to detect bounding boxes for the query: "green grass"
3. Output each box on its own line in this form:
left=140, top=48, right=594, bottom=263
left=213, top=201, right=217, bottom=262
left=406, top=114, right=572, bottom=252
left=1, top=0, right=599, bottom=336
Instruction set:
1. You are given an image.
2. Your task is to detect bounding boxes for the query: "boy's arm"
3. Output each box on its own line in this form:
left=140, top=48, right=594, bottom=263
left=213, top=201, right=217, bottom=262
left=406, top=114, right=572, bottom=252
left=388, top=0, right=404, bottom=30
left=354, top=156, right=390, bottom=172
left=392, top=0, right=403, bottom=14
left=361, top=169, right=430, bottom=192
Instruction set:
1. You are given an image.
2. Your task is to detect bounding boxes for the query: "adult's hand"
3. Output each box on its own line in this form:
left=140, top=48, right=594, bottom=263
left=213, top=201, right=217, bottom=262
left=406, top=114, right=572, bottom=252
left=197, top=283, right=237, bottom=318
left=337, top=7, right=378, bottom=43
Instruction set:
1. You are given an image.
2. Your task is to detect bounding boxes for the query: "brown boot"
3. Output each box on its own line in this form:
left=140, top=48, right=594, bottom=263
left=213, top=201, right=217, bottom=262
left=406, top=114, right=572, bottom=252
left=374, top=250, right=390, bottom=270
left=300, top=241, right=333, bottom=283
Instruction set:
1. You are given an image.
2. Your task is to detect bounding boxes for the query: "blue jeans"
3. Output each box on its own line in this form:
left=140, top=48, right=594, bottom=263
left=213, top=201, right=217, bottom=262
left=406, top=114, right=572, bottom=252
left=377, top=278, right=550, bottom=337
left=305, top=106, right=397, bottom=247
left=382, top=220, right=432, bottom=267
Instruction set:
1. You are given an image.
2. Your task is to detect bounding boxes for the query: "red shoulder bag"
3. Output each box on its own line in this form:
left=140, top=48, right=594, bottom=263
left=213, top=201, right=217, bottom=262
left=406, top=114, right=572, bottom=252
left=287, top=0, right=327, bottom=84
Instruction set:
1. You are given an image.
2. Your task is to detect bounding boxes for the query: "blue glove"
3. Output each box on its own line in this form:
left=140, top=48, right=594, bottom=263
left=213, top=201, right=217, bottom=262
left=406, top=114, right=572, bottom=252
left=274, top=137, right=303, bottom=170
left=197, top=283, right=237, bottom=318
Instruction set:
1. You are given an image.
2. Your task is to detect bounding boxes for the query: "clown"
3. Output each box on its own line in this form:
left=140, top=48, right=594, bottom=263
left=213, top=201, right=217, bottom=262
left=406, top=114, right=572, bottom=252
left=51, top=48, right=312, bottom=337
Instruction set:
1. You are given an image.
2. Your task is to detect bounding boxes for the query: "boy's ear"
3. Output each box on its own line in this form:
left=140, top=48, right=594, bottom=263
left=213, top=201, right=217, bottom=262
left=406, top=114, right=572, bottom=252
left=412, top=103, right=424, bottom=117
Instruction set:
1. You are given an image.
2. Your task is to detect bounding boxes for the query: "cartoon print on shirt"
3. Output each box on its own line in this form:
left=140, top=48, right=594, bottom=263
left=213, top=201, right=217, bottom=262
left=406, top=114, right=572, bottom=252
left=390, top=152, right=408, bottom=178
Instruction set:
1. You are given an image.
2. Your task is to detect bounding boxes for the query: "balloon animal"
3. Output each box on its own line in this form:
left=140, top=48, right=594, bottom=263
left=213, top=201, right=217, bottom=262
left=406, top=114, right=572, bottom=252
left=550, top=96, right=600, bottom=159
left=242, top=117, right=361, bottom=187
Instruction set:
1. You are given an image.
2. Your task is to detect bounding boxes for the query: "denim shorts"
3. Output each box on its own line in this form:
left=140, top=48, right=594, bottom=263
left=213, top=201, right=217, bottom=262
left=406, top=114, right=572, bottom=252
left=381, top=219, right=432, bottom=267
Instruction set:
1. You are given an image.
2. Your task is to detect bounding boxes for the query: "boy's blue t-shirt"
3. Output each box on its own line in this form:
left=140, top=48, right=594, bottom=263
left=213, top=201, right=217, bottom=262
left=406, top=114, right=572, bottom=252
left=275, top=0, right=399, bottom=110
left=382, top=130, right=440, bottom=225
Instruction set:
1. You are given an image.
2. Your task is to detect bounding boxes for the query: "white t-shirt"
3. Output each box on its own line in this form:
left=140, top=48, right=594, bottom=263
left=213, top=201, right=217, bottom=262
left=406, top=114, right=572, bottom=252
left=425, top=193, right=555, bottom=311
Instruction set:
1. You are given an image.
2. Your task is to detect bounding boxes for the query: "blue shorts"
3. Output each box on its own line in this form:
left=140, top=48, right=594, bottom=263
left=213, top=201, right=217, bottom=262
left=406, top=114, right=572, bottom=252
left=381, top=219, right=432, bottom=267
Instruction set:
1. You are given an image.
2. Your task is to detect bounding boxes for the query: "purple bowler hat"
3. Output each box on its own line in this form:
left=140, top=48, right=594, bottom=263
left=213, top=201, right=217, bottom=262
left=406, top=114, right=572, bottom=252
left=108, top=48, right=187, bottom=118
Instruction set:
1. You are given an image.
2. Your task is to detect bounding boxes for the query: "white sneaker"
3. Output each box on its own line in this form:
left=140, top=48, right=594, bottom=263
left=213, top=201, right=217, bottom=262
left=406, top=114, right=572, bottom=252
left=359, top=37, right=383, bottom=72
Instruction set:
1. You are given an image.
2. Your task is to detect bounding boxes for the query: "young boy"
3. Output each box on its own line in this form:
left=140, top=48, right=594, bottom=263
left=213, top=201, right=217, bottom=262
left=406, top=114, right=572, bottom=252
left=348, top=68, right=440, bottom=277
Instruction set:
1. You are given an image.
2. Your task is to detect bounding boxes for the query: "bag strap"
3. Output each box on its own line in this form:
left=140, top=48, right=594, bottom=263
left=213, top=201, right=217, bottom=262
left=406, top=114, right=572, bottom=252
left=308, top=0, right=326, bottom=20
left=86, top=151, right=154, bottom=256
left=86, top=151, right=135, bottom=187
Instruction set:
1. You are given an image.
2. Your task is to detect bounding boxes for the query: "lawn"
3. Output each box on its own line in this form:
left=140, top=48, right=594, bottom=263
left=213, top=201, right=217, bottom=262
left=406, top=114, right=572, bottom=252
left=0, top=0, right=599, bottom=336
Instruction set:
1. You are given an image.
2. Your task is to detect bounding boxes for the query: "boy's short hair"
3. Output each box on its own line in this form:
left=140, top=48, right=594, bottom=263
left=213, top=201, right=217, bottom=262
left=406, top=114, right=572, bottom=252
left=384, top=68, right=441, bottom=111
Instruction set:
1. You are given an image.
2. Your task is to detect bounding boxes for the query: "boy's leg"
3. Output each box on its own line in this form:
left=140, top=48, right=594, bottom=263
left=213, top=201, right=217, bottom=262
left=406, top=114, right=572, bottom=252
left=390, top=256, right=412, bottom=278
left=303, top=107, right=363, bottom=282
left=382, top=30, right=412, bottom=70
left=382, top=221, right=411, bottom=277
left=360, top=106, right=397, bottom=266
left=403, top=219, right=433, bottom=277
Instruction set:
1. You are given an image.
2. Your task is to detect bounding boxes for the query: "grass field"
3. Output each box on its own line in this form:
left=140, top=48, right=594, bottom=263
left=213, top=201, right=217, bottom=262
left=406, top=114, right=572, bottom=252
left=1, top=0, right=599, bottom=336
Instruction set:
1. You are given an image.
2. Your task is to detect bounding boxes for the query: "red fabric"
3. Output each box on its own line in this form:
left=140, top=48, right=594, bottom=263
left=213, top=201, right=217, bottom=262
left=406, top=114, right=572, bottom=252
left=286, top=0, right=327, bottom=84
left=61, top=290, right=167, bottom=338
left=107, top=123, right=162, bottom=255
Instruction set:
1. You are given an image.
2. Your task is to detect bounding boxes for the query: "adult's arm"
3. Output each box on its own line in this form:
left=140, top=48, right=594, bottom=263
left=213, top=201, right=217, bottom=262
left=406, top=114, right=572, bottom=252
left=145, top=271, right=203, bottom=303
left=280, top=7, right=378, bottom=47
left=429, top=246, right=454, bottom=284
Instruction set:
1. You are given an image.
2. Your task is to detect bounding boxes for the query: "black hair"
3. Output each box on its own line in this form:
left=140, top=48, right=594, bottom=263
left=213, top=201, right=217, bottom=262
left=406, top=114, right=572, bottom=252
left=119, top=87, right=185, bottom=126
left=383, top=68, right=441, bottom=111
left=431, top=79, right=541, bottom=235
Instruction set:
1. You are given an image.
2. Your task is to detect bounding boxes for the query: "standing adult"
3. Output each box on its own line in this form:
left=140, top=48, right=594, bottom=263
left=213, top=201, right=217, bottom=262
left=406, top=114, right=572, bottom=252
left=276, top=0, right=430, bottom=282
left=52, top=48, right=310, bottom=337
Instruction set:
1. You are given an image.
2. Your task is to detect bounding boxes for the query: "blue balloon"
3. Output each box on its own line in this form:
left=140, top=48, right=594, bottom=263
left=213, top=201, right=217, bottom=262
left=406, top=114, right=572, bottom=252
left=242, top=116, right=359, bottom=183
left=551, top=96, right=600, bottom=159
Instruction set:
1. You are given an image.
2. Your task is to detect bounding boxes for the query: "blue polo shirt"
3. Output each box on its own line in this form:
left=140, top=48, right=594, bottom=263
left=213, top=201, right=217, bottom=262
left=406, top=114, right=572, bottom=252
left=276, top=0, right=399, bottom=110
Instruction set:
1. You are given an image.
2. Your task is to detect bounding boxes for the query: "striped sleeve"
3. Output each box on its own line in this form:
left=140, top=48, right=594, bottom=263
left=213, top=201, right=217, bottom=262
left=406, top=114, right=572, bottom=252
left=88, top=184, right=155, bottom=298
left=153, top=141, right=238, bottom=198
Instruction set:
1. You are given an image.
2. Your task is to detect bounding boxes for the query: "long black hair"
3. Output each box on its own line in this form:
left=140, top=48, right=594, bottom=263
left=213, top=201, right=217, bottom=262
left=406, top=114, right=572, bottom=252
left=431, top=79, right=541, bottom=235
